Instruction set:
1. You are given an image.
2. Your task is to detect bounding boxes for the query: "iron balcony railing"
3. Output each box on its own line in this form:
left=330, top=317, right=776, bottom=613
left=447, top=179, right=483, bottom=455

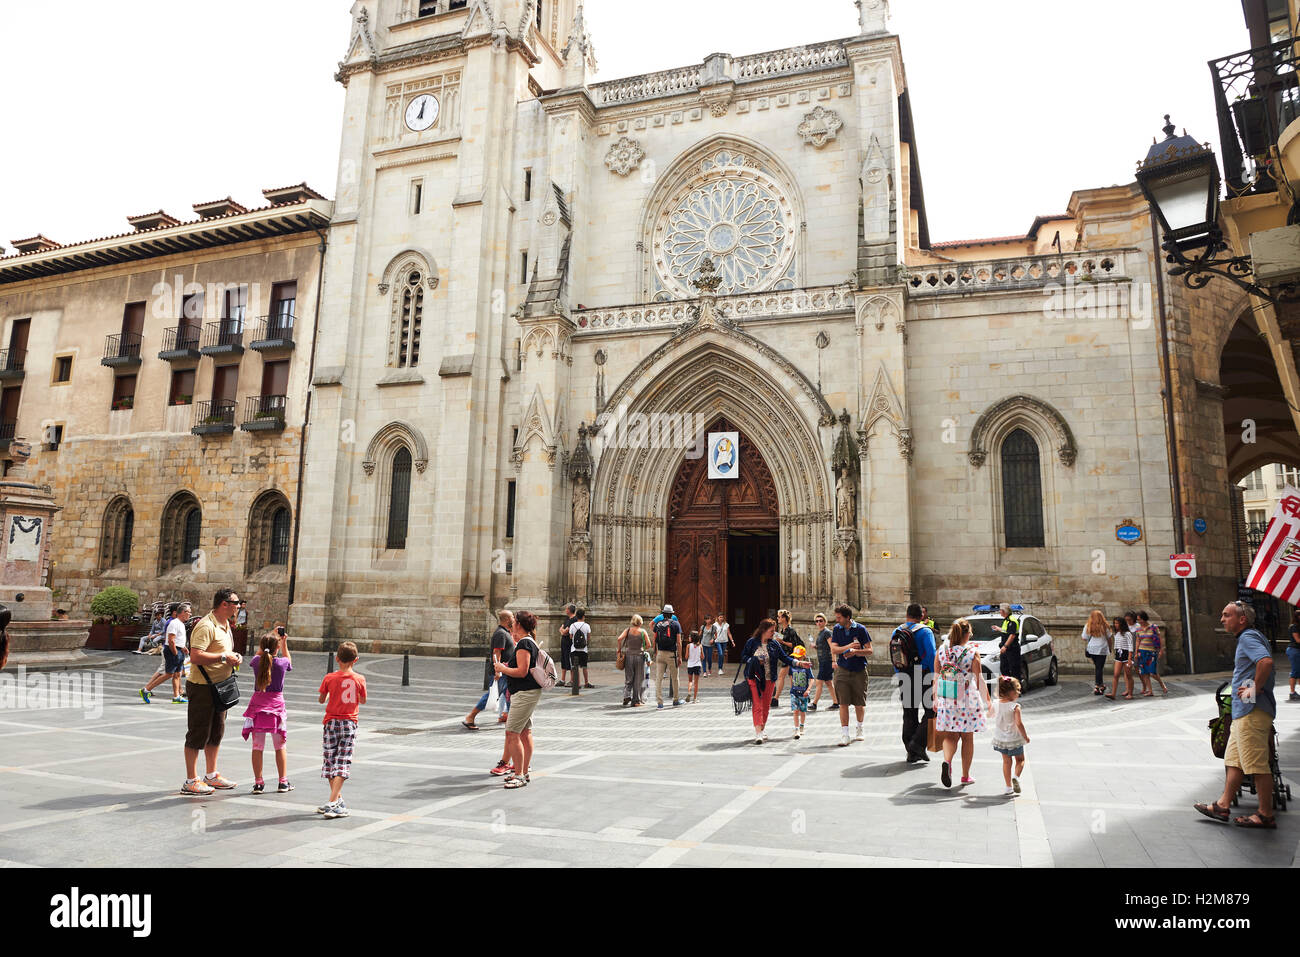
left=0, top=422, right=15, bottom=445
left=241, top=394, right=287, bottom=431
left=200, top=320, right=244, bottom=353
left=0, top=348, right=25, bottom=379
left=191, top=399, right=237, bottom=435
left=1246, top=519, right=1271, bottom=555
left=247, top=314, right=295, bottom=350
left=1211, top=36, right=1300, bottom=195
left=102, top=332, right=143, bottom=366
left=159, top=324, right=202, bottom=356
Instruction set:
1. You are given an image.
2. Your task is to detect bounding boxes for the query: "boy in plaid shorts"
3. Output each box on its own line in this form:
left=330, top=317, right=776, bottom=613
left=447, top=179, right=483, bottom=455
left=317, top=641, right=367, bottom=819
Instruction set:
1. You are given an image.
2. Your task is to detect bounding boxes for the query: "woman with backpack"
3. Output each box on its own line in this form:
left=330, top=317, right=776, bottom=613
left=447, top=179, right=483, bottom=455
left=493, top=610, right=546, bottom=789
left=617, top=614, right=652, bottom=707
left=934, top=618, right=992, bottom=788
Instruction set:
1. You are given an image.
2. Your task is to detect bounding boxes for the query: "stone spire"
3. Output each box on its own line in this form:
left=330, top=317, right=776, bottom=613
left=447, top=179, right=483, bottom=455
left=561, top=2, right=598, bottom=88
left=855, top=0, right=890, bottom=35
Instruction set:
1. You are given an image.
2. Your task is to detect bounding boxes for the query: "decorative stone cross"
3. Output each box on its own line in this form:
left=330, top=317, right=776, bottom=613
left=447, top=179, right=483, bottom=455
left=856, top=0, right=890, bottom=35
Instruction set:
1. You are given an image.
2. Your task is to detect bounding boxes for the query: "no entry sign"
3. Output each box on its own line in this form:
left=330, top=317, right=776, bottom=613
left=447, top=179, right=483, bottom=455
left=1170, top=554, right=1197, bottom=579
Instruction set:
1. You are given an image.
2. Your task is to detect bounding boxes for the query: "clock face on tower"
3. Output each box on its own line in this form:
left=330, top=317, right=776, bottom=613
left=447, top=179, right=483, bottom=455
left=405, top=94, right=440, bottom=133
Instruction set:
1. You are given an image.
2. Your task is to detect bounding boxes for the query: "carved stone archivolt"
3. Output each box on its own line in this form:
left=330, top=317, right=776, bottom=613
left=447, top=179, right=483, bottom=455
left=968, top=394, right=1077, bottom=469
left=362, top=421, right=430, bottom=476
left=377, top=248, right=440, bottom=295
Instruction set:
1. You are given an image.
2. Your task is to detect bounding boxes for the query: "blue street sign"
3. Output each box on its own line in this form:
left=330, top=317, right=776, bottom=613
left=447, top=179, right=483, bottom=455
left=1193, top=518, right=1207, bottom=535
left=1116, top=523, right=1142, bottom=544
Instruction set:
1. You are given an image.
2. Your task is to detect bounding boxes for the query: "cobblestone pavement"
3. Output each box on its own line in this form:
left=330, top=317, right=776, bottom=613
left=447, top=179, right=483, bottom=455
left=1, top=651, right=1298, bottom=867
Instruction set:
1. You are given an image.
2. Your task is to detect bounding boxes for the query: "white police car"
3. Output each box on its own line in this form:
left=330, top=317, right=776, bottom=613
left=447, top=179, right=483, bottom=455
left=961, top=605, right=1058, bottom=692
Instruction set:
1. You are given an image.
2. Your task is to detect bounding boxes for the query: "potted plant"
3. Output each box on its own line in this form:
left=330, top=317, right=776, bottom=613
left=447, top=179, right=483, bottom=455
left=1233, top=90, right=1272, bottom=158
left=87, top=585, right=142, bottom=650
left=173, top=394, right=192, bottom=406
left=112, top=397, right=134, bottom=411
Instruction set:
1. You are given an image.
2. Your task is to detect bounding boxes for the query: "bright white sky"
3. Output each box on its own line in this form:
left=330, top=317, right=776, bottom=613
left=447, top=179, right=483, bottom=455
left=0, top=0, right=1247, bottom=249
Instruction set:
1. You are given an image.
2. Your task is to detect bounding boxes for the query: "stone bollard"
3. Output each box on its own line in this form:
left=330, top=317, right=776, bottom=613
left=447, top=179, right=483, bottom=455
left=402, top=653, right=410, bottom=687
left=327, top=651, right=335, bottom=674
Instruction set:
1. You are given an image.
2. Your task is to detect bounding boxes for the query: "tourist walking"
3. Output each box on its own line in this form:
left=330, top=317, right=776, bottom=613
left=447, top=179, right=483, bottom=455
left=558, top=602, right=576, bottom=688
left=1195, top=601, right=1278, bottom=828
left=788, top=646, right=813, bottom=738
left=810, top=613, right=836, bottom=711
left=243, top=625, right=293, bottom=794
left=617, top=614, right=651, bottom=706
left=714, top=613, right=733, bottom=675
left=893, top=603, right=937, bottom=764
left=1133, top=611, right=1160, bottom=697
left=773, top=610, right=803, bottom=707
left=1083, top=609, right=1110, bottom=695
left=652, top=604, right=683, bottom=709
left=1105, top=616, right=1135, bottom=699
left=318, top=640, right=367, bottom=818
left=992, top=676, right=1029, bottom=796
left=1288, top=611, right=1300, bottom=702
left=181, top=589, right=243, bottom=796
left=494, top=610, right=544, bottom=789
left=741, top=618, right=802, bottom=743
left=934, top=618, right=992, bottom=788
left=1137, top=611, right=1170, bottom=696
left=700, top=615, right=717, bottom=675
left=140, top=602, right=192, bottom=704
left=831, top=604, right=871, bottom=747
left=685, top=631, right=704, bottom=702
left=465, top=610, right=513, bottom=732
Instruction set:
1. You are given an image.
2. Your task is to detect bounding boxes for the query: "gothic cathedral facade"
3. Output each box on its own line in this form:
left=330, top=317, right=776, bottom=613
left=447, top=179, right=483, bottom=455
left=289, top=0, right=1240, bottom=666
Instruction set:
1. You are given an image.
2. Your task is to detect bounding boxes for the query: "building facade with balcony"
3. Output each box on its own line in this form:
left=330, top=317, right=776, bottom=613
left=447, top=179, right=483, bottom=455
left=0, top=188, right=329, bottom=629
left=283, top=0, right=1248, bottom=669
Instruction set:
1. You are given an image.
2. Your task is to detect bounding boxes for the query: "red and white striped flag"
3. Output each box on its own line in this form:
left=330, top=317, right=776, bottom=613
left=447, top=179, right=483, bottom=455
left=1245, top=485, right=1300, bottom=603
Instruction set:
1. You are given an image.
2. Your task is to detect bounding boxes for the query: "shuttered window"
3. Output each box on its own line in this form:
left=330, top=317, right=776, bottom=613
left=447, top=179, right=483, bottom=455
left=1001, top=429, right=1045, bottom=548
left=387, top=448, right=412, bottom=550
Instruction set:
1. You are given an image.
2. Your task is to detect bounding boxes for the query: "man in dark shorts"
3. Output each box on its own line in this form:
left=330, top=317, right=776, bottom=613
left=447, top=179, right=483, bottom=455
left=182, top=588, right=242, bottom=795
left=569, top=608, right=592, bottom=695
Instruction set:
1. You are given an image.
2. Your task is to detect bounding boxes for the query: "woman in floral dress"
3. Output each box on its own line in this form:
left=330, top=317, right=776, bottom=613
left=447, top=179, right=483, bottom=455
left=934, top=618, right=994, bottom=789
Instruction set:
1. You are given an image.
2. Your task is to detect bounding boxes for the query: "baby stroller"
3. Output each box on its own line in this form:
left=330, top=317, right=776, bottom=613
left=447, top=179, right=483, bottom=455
left=1213, top=682, right=1291, bottom=811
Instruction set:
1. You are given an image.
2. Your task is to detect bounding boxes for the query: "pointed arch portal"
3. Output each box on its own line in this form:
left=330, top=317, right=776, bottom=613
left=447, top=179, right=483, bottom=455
left=665, top=419, right=780, bottom=661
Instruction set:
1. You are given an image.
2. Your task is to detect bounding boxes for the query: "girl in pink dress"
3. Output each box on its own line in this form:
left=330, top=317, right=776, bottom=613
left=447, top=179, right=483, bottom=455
left=242, top=627, right=293, bottom=793
left=934, top=618, right=993, bottom=789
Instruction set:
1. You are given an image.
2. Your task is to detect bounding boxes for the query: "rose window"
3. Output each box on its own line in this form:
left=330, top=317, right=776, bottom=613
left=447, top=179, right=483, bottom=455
left=652, top=151, right=797, bottom=299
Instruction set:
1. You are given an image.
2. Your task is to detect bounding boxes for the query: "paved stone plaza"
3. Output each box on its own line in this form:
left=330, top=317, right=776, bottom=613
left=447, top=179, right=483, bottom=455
left=1, top=651, right=1298, bottom=868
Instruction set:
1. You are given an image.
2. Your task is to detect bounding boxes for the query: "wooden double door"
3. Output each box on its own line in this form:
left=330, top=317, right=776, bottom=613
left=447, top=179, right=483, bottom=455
left=665, top=425, right=780, bottom=663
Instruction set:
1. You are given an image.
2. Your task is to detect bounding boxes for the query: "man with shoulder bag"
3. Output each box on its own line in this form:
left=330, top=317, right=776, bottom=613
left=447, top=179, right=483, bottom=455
left=181, top=588, right=244, bottom=796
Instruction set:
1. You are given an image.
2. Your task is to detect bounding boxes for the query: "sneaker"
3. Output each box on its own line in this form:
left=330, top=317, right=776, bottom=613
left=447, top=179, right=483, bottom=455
left=808, top=703, right=818, bottom=712
left=584, top=683, right=594, bottom=689
left=1291, top=692, right=1300, bottom=702
left=1012, top=776, right=1021, bottom=795
left=961, top=776, right=975, bottom=786
left=181, top=779, right=214, bottom=796
left=138, top=689, right=151, bottom=704
left=940, top=761, right=952, bottom=788
left=172, top=696, right=187, bottom=704
left=754, top=735, right=764, bottom=745
left=673, top=700, right=682, bottom=707
left=657, top=703, right=665, bottom=710
left=1003, top=786, right=1016, bottom=796
left=839, top=730, right=851, bottom=747
left=203, top=773, right=236, bottom=790
left=278, top=780, right=295, bottom=793
left=854, top=725, right=865, bottom=742
left=322, top=802, right=350, bottom=819
left=316, top=802, right=334, bottom=814
left=794, top=730, right=802, bottom=740
left=557, top=680, right=567, bottom=687
left=623, top=697, right=630, bottom=707
left=489, top=761, right=514, bottom=777
left=761, top=729, right=768, bottom=742
left=251, top=782, right=265, bottom=794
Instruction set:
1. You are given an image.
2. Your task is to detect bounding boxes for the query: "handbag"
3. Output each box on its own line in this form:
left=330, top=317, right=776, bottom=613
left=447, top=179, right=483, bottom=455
left=486, top=677, right=501, bottom=713
left=730, top=661, right=752, bottom=715
left=926, top=717, right=941, bottom=753
left=616, top=650, right=626, bottom=670
left=196, top=662, right=240, bottom=712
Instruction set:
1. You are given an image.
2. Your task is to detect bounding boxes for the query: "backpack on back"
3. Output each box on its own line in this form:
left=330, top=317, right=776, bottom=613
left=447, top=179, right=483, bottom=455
left=525, top=640, right=559, bottom=690
left=889, top=623, right=921, bottom=673
left=572, top=622, right=589, bottom=651
left=654, top=618, right=678, bottom=652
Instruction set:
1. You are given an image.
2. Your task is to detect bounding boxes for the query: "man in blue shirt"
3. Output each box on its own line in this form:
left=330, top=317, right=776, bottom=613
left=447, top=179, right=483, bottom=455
left=895, top=603, right=937, bottom=764
left=1195, top=601, right=1277, bottom=828
left=831, top=604, right=872, bottom=747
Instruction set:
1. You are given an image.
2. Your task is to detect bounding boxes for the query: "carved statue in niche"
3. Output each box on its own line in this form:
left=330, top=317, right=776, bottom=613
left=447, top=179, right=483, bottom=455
left=572, top=476, right=591, bottom=532
left=836, top=472, right=856, bottom=530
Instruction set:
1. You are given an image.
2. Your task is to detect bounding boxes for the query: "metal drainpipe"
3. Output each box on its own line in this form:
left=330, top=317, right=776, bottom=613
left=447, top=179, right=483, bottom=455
left=1149, top=210, right=1192, bottom=666
left=286, top=225, right=328, bottom=607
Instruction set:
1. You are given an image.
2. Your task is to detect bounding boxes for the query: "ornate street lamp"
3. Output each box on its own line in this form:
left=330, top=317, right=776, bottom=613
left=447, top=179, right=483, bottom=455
left=1136, top=115, right=1299, bottom=302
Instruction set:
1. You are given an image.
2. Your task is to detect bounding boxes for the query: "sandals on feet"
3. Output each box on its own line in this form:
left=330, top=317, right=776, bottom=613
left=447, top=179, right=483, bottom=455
left=461, top=720, right=480, bottom=732
left=503, top=774, right=528, bottom=789
left=1194, top=801, right=1231, bottom=823
left=1233, top=813, right=1277, bottom=828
